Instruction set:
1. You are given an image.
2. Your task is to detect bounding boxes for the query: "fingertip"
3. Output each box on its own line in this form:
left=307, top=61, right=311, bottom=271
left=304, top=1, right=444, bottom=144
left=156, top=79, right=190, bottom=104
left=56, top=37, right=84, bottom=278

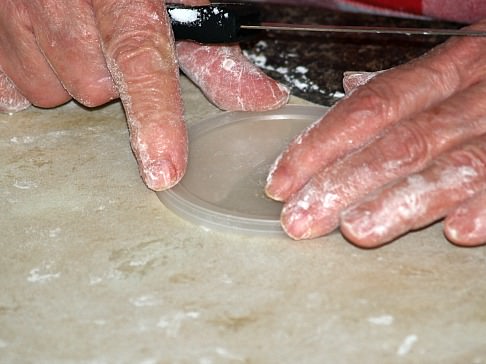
left=444, top=214, right=486, bottom=247
left=265, top=175, right=289, bottom=202
left=139, top=158, right=185, bottom=191
left=265, top=163, right=294, bottom=202
left=280, top=204, right=315, bottom=240
left=177, top=43, right=290, bottom=112
left=340, top=207, right=385, bottom=248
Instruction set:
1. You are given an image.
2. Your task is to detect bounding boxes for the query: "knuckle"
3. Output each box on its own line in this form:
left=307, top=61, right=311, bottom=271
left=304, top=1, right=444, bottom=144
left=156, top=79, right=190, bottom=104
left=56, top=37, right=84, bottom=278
left=67, top=75, right=117, bottom=108
left=108, top=35, right=174, bottom=76
left=448, top=138, right=486, bottom=172
left=347, top=85, right=398, bottom=127
left=386, top=123, right=431, bottom=168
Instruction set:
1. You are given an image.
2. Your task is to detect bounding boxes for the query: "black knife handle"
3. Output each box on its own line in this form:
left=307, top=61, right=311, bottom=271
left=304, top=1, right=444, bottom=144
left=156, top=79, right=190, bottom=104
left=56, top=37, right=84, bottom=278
left=167, top=3, right=261, bottom=43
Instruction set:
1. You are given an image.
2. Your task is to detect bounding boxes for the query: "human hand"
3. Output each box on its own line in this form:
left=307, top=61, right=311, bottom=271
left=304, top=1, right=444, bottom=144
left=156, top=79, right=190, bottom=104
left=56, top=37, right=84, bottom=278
left=265, top=21, right=486, bottom=247
left=0, top=0, right=289, bottom=191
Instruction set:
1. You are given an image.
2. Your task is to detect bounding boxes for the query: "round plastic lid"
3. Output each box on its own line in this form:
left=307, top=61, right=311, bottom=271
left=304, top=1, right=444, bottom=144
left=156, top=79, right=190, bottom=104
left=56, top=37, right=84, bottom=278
left=157, top=104, right=328, bottom=236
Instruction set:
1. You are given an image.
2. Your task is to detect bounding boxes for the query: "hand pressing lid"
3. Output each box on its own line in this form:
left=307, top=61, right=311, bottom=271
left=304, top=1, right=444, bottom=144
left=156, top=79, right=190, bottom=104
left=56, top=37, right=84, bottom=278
left=157, top=105, right=328, bottom=236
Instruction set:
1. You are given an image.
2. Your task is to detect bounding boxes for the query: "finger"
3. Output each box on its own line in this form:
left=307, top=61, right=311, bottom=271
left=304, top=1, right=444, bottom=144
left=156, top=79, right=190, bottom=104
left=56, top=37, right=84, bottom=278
left=444, top=190, right=486, bottom=246
left=93, top=0, right=187, bottom=191
left=0, top=69, right=30, bottom=113
left=342, top=70, right=382, bottom=94
left=176, top=42, right=289, bottom=112
left=265, top=30, right=486, bottom=202
left=0, top=1, right=70, bottom=107
left=340, top=134, right=486, bottom=248
left=26, top=0, right=117, bottom=107
left=172, top=0, right=288, bottom=111
left=281, top=81, right=486, bottom=240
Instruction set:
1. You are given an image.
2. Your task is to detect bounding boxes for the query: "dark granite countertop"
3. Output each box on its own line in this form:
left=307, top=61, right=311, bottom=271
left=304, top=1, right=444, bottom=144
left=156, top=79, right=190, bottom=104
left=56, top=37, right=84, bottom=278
left=240, top=4, right=461, bottom=106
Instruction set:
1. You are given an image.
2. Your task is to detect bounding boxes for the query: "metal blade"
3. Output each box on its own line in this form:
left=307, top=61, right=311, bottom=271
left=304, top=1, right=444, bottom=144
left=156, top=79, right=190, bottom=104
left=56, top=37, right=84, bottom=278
left=240, top=23, right=486, bottom=37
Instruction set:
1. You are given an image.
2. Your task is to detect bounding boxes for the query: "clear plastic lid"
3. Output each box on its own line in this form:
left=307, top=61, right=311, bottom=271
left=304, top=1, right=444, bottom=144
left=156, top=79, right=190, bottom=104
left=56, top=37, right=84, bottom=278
left=157, top=104, right=328, bottom=236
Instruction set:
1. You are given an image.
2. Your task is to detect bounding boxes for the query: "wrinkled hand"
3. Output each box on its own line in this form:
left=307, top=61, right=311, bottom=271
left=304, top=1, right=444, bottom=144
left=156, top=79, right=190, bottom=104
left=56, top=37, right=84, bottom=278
left=0, top=0, right=289, bottom=191
left=266, top=20, right=486, bottom=247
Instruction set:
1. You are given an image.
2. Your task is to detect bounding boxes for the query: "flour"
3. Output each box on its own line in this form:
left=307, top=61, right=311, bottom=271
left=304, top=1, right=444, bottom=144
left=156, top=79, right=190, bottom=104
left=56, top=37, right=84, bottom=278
left=367, top=315, right=394, bottom=326
left=13, top=180, right=38, bottom=190
left=331, top=90, right=345, bottom=98
left=295, top=66, right=308, bottom=74
left=168, top=8, right=200, bottom=24
left=221, top=58, right=236, bottom=72
left=157, top=311, right=201, bottom=338
left=168, top=6, right=229, bottom=27
left=297, top=200, right=310, bottom=210
left=130, top=295, right=159, bottom=307
left=47, top=228, right=61, bottom=238
left=214, top=347, right=245, bottom=361
left=397, top=335, right=418, bottom=356
left=243, top=41, right=326, bottom=94
left=10, top=136, right=34, bottom=144
left=27, top=268, right=60, bottom=283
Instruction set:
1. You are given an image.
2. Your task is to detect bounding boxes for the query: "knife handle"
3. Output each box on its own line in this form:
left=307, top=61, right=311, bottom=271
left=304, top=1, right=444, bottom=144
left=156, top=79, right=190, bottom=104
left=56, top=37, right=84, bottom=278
left=167, top=3, right=261, bottom=43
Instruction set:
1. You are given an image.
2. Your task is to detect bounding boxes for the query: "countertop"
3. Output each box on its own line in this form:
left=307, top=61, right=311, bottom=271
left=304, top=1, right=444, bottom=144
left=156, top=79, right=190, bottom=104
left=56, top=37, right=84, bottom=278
left=241, top=4, right=459, bottom=106
left=2, top=6, right=486, bottom=363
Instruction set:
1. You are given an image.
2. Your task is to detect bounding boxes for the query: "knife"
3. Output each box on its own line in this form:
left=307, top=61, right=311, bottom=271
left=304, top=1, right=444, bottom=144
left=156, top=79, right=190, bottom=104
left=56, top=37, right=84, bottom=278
left=167, top=3, right=486, bottom=44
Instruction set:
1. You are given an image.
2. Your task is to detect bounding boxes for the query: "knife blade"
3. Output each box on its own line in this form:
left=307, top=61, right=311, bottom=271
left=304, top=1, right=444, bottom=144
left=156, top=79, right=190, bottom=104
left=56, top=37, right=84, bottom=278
left=240, top=23, right=486, bottom=37
left=167, top=3, right=486, bottom=44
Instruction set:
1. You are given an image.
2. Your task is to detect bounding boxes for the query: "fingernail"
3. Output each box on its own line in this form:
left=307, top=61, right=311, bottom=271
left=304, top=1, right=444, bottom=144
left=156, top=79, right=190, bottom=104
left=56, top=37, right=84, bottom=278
left=281, top=204, right=315, bottom=240
left=141, top=159, right=180, bottom=191
left=265, top=170, right=293, bottom=201
left=445, top=212, right=479, bottom=244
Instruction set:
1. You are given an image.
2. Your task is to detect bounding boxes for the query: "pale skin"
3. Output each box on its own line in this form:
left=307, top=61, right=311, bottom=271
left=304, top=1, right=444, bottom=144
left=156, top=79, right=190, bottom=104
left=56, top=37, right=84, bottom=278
left=0, top=0, right=289, bottom=190
left=3, top=1, right=486, bottom=247
left=266, top=20, right=486, bottom=247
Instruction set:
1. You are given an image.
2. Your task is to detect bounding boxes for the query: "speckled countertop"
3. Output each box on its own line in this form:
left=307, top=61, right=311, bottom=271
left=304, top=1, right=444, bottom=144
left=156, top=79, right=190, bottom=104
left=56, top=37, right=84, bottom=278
left=241, top=4, right=458, bottom=105
left=1, top=6, right=486, bottom=364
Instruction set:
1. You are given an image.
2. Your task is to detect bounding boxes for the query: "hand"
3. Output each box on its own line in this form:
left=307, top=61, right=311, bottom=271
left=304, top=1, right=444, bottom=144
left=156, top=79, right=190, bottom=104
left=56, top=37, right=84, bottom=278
left=0, top=0, right=289, bottom=191
left=266, top=20, right=486, bottom=247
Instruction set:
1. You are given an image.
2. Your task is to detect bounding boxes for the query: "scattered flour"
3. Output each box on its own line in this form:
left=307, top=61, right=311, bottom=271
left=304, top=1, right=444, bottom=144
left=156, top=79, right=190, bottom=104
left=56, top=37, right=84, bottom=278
left=157, top=311, right=201, bottom=338
left=48, top=227, right=61, bottom=238
left=222, top=58, right=236, bottom=72
left=367, top=315, right=394, bottom=326
left=130, top=295, right=159, bottom=307
left=397, top=334, right=418, bottom=356
left=243, top=40, right=345, bottom=99
left=10, top=136, right=34, bottom=144
left=331, top=90, right=345, bottom=98
left=295, top=66, right=308, bottom=74
left=168, top=8, right=200, bottom=24
left=243, top=41, right=322, bottom=93
left=214, top=347, right=245, bottom=361
left=200, top=226, right=212, bottom=233
left=168, top=5, right=229, bottom=27
left=89, top=275, right=103, bottom=285
left=27, top=268, right=60, bottom=283
left=13, top=180, right=38, bottom=190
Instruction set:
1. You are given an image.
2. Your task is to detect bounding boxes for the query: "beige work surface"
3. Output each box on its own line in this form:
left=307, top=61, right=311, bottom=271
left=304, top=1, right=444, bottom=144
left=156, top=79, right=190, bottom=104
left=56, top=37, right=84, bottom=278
left=1, top=77, right=485, bottom=363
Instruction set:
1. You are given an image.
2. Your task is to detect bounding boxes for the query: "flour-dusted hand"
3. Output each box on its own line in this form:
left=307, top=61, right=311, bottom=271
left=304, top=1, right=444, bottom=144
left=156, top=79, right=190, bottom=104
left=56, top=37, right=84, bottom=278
left=172, top=0, right=289, bottom=111
left=0, top=0, right=289, bottom=191
left=266, top=20, right=486, bottom=247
